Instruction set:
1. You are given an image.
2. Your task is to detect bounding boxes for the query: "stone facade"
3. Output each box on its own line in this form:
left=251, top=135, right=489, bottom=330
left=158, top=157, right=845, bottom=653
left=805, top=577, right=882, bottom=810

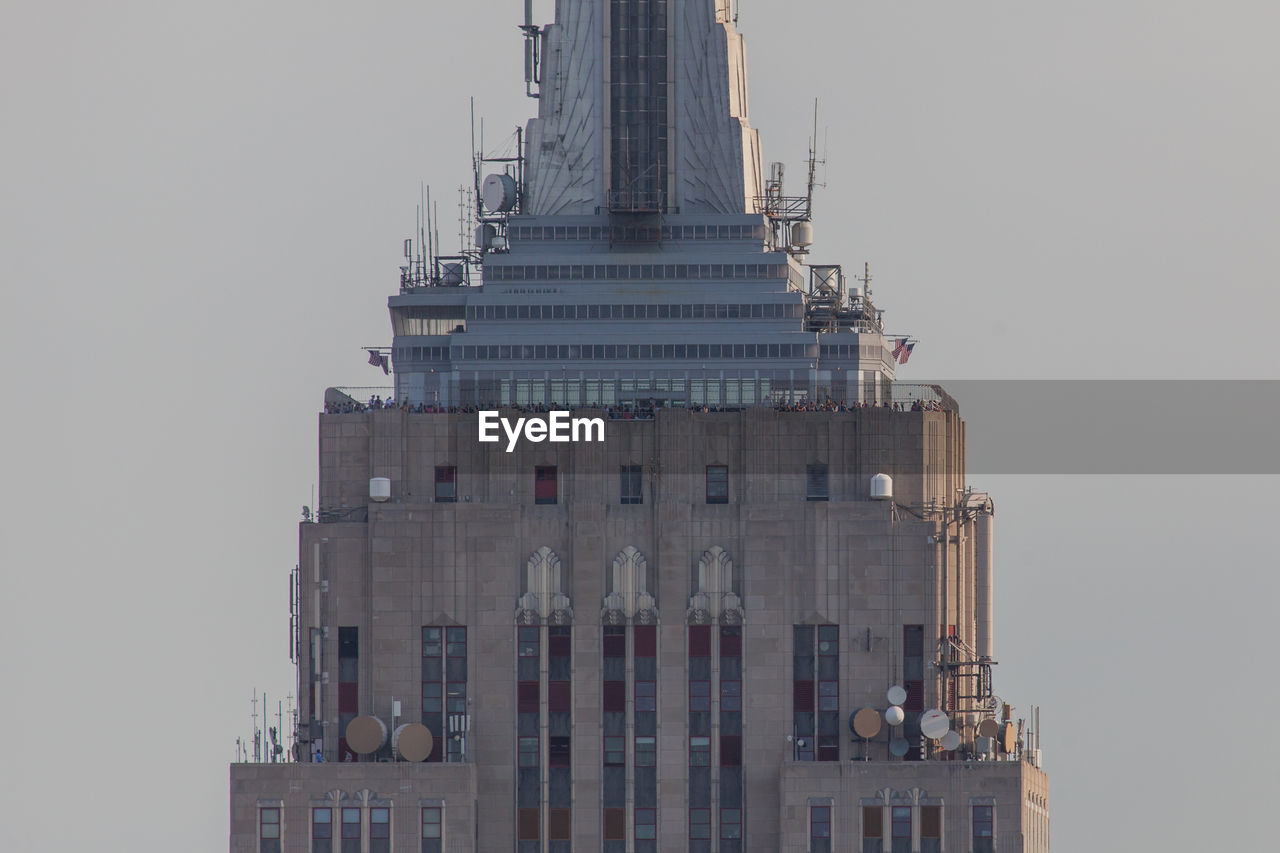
left=230, top=405, right=1048, bottom=852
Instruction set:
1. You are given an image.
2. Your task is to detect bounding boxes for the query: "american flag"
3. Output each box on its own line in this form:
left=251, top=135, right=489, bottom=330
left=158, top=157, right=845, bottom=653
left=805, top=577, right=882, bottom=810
left=899, top=342, right=916, bottom=365
left=892, top=338, right=908, bottom=360
left=367, top=351, right=389, bottom=374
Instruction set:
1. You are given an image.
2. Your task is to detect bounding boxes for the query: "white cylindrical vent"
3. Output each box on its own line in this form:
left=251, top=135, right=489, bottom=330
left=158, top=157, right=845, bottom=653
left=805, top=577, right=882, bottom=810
left=790, top=220, right=813, bottom=247
left=974, top=511, right=994, bottom=658
left=370, top=477, right=391, bottom=502
left=870, top=473, right=894, bottom=500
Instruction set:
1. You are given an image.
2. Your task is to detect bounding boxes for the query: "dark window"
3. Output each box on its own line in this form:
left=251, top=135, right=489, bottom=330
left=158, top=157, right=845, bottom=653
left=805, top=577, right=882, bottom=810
left=535, top=466, right=558, bottom=504
left=341, top=807, right=362, bottom=853
left=549, top=736, right=571, bottom=767
left=921, top=805, right=941, bottom=841
left=370, top=807, right=390, bottom=853
left=604, top=808, right=626, bottom=841
left=635, top=808, right=657, bottom=841
left=548, top=808, right=571, bottom=840
left=892, top=806, right=912, bottom=853
left=421, top=806, right=442, bottom=853
left=604, top=735, right=625, bottom=766
left=690, top=807, right=711, bottom=840
left=811, top=805, right=832, bottom=853
left=806, top=463, right=829, bottom=501
left=635, top=735, right=656, bottom=766
left=518, top=809, right=540, bottom=841
left=689, top=735, right=711, bottom=766
left=720, top=808, right=742, bottom=839
left=973, top=805, right=994, bottom=853
left=621, top=464, right=643, bottom=504
left=259, top=807, right=281, bottom=853
left=434, top=466, right=457, bottom=502
left=706, top=465, right=728, bottom=504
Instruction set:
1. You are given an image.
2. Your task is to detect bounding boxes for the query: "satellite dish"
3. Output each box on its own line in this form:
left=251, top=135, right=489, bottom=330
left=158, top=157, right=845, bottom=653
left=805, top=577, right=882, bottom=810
left=889, top=737, right=910, bottom=757
left=482, top=173, right=518, bottom=213
left=884, top=705, right=905, bottom=727
left=1000, top=721, right=1017, bottom=753
left=977, top=718, right=1000, bottom=739
left=392, top=723, right=434, bottom=762
left=887, top=685, right=908, bottom=706
left=920, top=709, right=950, bottom=740
left=851, top=708, right=882, bottom=739
left=345, top=716, right=388, bottom=754
left=940, top=731, right=961, bottom=751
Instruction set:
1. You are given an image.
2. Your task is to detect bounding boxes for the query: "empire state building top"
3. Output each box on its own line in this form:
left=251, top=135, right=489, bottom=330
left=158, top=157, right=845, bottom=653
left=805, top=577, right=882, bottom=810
left=380, top=0, right=908, bottom=410
left=523, top=0, right=762, bottom=215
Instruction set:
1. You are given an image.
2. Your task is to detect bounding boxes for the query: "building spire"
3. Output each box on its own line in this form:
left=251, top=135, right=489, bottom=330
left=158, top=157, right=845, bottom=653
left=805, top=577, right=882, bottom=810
left=522, top=0, right=762, bottom=216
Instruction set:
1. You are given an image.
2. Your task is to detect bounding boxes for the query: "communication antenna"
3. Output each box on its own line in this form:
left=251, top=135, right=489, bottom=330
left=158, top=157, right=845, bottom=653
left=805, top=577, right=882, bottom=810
left=520, top=0, right=541, bottom=98
left=920, top=709, right=950, bottom=740
left=886, top=685, right=907, bottom=706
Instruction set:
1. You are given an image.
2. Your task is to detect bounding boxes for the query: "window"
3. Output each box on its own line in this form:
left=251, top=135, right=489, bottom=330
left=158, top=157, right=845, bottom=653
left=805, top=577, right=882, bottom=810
left=433, top=465, right=457, bottom=502
left=535, top=466, right=558, bottom=504
left=689, top=735, right=711, bottom=766
left=604, top=807, right=626, bottom=841
left=921, top=805, right=941, bottom=853
left=635, top=808, right=657, bottom=841
left=690, top=807, right=711, bottom=840
left=720, top=808, right=742, bottom=839
left=620, top=464, right=643, bottom=504
left=312, top=808, right=333, bottom=853
left=341, top=807, right=362, bottom=853
left=973, top=805, right=994, bottom=853
left=421, top=807, right=442, bottom=853
left=518, top=809, right=540, bottom=841
left=519, top=736, right=540, bottom=767
left=806, top=463, right=829, bottom=501
left=259, top=807, right=281, bottom=853
left=811, top=805, right=832, bottom=853
left=891, top=806, right=911, bottom=853
left=370, top=807, right=390, bottom=853
left=706, top=465, right=728, bottom=504
left=604, top=735, right=625, bottom=766
left=549, top=808, right=571, bottom=840
left=635, top=735, right=656, bottom=766
left=862, top=806, right=883, bottom=853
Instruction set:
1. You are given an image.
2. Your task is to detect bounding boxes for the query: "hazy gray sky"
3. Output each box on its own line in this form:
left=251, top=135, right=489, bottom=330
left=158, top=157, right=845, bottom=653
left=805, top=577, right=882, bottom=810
left=2, top=2, right=1277, bottom=850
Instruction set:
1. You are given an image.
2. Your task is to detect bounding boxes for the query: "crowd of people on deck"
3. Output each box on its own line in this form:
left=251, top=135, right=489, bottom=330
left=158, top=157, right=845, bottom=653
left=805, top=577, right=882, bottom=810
left=324, top=395, right=950, bottom=415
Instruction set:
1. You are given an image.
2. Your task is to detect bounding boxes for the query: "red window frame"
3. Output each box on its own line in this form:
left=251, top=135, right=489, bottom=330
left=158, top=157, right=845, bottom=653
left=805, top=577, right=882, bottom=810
left=534, top=466, right=558, bottom=504
left=259, top=807, right=280, bottom=840
left=369, top=807, right=390, bottom=840
left=341, top=807, right=362, bottom=841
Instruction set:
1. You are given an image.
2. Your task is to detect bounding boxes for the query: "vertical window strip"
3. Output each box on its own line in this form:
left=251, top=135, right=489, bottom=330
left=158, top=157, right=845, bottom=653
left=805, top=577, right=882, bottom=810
left=369, top=807, right=390, bottom=853
left=720, top=625, right=744, bottom=853
left=548, top=625, right=572, bottom=849
left=633, top=624, right=658, bottom=852
left=810, top=805, right=832, bottom=853
left=341, top=807, right=362, bottom=853
left=817, top=625, right=839, bottom=761
left=891, top=806, right=912, bottom=853
left=603, top=624, right=626, bottom=852
left=792, top=625, right=815, bottom=761
left=337, top=627, right=358, bottom=762
left=516, top=626, right=541, bottom=849
left=445, top=627, right=467, bottom=762
left=422, top=626, right=444, bottom=762
left=688, top=624, right=712, bottom=851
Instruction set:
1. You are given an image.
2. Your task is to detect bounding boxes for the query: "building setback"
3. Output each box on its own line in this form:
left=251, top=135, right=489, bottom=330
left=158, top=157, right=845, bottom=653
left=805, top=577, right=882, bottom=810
left=230, top=2, right=1049, bottom=851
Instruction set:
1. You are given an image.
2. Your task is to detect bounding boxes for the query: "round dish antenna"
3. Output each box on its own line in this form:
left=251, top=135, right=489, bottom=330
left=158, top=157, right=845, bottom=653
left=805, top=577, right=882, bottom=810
left=920, top=709, right=950, bottom=739
left=889, top=737, right=910, bottom=757
left=852, top=708, right=882, bottom=739
left=940, top=731, right=961, bottom=751
left=345, top=715, right=388, bottom=754
left=884, top=705, right=905, bottom=727
left=392, top=722, right=434, bottom=762
left=977, top=718, right=1000, bottom=739
left=886, top=685, right=908, bottom=706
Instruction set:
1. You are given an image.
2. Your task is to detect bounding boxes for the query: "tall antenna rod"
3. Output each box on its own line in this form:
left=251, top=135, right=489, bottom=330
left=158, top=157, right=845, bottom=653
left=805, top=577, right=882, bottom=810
left=805, top=98, right=820, bottom=212
left=426, top=186, right=434, bottom=282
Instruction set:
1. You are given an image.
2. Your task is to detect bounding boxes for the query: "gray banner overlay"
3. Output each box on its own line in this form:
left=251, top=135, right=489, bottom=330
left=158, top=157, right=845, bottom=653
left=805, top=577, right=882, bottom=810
left=948, top=380, right=1280, bottom=474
